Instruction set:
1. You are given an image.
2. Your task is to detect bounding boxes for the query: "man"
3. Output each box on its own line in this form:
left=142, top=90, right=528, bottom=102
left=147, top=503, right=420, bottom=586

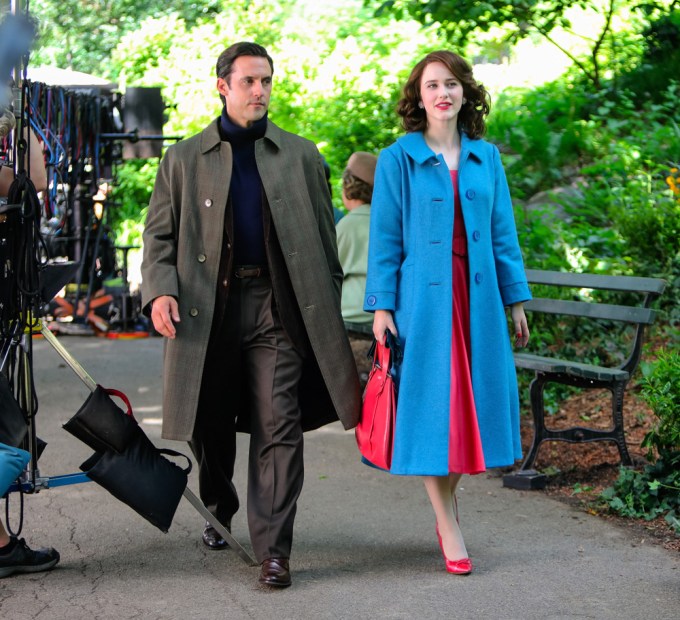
left=336, top=151, right=377, bottom=324
left=141, top=42, right=361, bottom=588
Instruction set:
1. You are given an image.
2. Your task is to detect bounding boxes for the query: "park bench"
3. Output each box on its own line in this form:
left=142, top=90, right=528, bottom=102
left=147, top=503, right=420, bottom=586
left=505, top=268, right=666, bottom=489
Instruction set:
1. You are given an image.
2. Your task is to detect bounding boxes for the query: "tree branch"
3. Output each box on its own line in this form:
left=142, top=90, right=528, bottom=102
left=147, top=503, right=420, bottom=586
left=589, top=0, right=617, bottom=89
left=532, top=23, right=599, bottom=89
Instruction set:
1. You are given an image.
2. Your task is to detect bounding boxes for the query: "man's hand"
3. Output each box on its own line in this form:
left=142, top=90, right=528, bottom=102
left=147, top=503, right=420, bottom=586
left=372, top=309, right=397, bottom=343
left=511, top=302, right=530, bottom=348
left=151, top=295, right=180, bottom=339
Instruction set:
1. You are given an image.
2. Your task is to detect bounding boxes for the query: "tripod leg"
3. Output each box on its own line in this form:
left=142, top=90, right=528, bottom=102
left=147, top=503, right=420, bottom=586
left=182, top=488, right=257, bottom=566
left=40, top=322, right=97, bottom=391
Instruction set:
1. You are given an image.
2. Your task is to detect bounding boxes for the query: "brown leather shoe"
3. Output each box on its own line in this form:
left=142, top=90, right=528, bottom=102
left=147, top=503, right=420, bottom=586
left=258, top=557, right=291, bottom=588
left=202, top=521, right=229, bottom=550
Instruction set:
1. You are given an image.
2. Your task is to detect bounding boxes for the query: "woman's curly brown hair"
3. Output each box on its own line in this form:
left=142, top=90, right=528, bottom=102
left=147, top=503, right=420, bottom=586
left=397, top=50, right=490, bottom=138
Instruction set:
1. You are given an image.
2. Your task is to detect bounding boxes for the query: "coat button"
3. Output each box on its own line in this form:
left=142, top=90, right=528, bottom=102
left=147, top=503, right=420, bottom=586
left=473, top=230, right=481, bottom=241
left=222, top=278, right=228, bottom=287
left=189, top=308, right=199, bottom=317
left=474, top=273, right=483, bottom=284
left=366, top=295, right=377, bottom=306
left=204, top=199, right=213, bottom=207
left=226, top=243, right=231, bottom=250
left=197, top=253, right=206, bottom=263
left=465, top=189, right=475, bottom=200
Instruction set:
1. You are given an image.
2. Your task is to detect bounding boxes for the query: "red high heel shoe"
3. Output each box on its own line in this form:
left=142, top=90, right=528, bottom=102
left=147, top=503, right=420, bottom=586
left=436, top=524, right=473, bottom=575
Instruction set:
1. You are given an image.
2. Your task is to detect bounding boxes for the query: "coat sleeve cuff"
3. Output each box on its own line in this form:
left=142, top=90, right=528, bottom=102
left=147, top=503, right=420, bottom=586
left=363, top=291, right=396, bottom=312
left=500, top=281, right=532, bottom=307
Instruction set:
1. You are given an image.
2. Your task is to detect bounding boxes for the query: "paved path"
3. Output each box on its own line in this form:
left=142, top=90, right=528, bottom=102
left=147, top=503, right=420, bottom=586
left=0, top=336, right=678, bottom=619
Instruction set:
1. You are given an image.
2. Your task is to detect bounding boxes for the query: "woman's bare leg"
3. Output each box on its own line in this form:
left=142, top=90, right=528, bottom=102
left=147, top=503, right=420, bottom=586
left=423, top=475, right=468, bottom=560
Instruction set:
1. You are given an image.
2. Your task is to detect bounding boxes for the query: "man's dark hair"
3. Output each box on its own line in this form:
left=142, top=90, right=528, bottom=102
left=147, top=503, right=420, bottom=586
left=216, top=42, right=274, bottom=85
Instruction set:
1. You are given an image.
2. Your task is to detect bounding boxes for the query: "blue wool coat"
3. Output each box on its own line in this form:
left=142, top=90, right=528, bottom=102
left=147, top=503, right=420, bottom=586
left=363, top=132, right=531, bottom=475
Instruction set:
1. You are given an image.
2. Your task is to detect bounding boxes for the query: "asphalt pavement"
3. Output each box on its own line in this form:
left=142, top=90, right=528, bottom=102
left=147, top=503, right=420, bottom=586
left=0, top=335, right=678, bottom=620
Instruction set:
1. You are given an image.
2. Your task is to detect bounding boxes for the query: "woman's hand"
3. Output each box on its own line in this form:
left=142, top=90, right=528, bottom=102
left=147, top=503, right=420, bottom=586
left=372, top=309, right=397, bottom=343
left=511, top=302, right=530, bottom=348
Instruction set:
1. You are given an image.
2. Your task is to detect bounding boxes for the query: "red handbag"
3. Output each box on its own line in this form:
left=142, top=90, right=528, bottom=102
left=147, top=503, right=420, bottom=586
left=355, top=332, right=400, bottom=470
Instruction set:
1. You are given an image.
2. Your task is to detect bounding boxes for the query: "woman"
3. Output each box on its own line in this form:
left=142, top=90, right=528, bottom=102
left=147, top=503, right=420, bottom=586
left=363, top=51, right=531, bottom=575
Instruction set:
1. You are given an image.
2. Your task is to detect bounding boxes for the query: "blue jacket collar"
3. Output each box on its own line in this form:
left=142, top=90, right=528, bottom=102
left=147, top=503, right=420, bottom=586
left=396, top=131, right=483, bottom=165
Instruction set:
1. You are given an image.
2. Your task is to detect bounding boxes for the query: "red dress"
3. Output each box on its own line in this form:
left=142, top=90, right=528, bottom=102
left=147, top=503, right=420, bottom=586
left=449, top=170, right=486, bottom=474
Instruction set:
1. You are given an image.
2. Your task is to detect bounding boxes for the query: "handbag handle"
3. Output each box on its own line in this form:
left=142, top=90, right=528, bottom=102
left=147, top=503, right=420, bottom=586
left=99, top=385, right=133, bottom=417
left=158, top=448, right=193, bottom=475
left=375, top=338, right=392, bottom=373
left=368, top=330, right=402, bottom=371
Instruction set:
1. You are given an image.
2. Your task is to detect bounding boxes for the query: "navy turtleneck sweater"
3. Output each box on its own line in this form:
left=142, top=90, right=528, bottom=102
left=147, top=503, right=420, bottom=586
left=219, top=108, right=268, bottom=265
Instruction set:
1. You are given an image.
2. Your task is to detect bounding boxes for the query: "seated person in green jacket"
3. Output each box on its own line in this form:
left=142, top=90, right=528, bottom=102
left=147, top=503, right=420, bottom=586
left=336, top=151, right=377, bottom=324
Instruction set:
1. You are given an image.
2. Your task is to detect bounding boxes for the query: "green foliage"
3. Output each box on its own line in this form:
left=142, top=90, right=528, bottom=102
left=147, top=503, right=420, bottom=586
left=640, top=349, right=680, bottom=458
left=108, top=160, right=156, bottom=246
left=491, top=77, right=679, bottom=317
left=110, top=15, right=189, bottom=84
left=618, top=10, right=680, bottom=101
left=29, top=0, right=221, bottom=75
left=489, top=79, right=595, bottom=200
left=600, top=459, right=680, bottom=533
left=574, top=83, right=680, bottom=315
left=371, top=0, right=592, bottom=46
left=370, top=0, right=677, bottom=90
left=600, top=349, right=680, bottom=533
left=108, top=1, right=439, bottom=208
left=572, top=482, right=594, bottom=495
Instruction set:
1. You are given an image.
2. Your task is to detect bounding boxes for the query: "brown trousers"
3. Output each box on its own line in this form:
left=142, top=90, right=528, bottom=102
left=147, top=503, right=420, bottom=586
left=190, top=274, right=304, bottom=562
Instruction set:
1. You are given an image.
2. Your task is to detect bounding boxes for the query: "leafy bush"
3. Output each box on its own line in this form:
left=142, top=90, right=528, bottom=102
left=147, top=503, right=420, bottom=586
left=575, top=83, right=680, bottom=316
left=617, top=11, right=680, bottom=102
left=488, top=80, right=594, bottom=200
left=600, top=350, right=680, bottom=534
left=640, top=349, right=680, bottom=458
left=600, top=460, right=680, bottom=533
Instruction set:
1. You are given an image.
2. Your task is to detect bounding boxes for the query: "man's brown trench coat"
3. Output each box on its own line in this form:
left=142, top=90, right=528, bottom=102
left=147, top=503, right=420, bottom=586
left=140, top=118, right=361, bottom=441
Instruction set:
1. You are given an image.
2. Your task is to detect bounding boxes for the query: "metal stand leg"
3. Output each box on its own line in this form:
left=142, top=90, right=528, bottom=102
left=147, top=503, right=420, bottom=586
left=41, top=323, right=97, bottom=390
left=182, top=488, right=257, bottom=566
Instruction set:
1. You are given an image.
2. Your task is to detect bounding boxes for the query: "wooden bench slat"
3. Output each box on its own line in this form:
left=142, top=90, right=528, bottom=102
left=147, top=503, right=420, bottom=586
left=514, top=353, right=630, bottom=381
left=525, top=269, right=667, bottom=295
left=524, top=298, right=656, bottom=324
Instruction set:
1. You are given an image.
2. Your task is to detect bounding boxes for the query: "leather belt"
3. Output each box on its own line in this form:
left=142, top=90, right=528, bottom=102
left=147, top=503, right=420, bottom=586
left=234, top=265, right=269, bottom=279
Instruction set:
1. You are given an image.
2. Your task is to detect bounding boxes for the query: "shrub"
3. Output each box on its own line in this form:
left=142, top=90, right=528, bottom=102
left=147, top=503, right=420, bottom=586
left=640, top=349, right=680, bottom=458
left=489, top=80, right=594, bottom=200
left=600, top=349, right=680, bottom=534
left=617, top=11, right=680, bottom=102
